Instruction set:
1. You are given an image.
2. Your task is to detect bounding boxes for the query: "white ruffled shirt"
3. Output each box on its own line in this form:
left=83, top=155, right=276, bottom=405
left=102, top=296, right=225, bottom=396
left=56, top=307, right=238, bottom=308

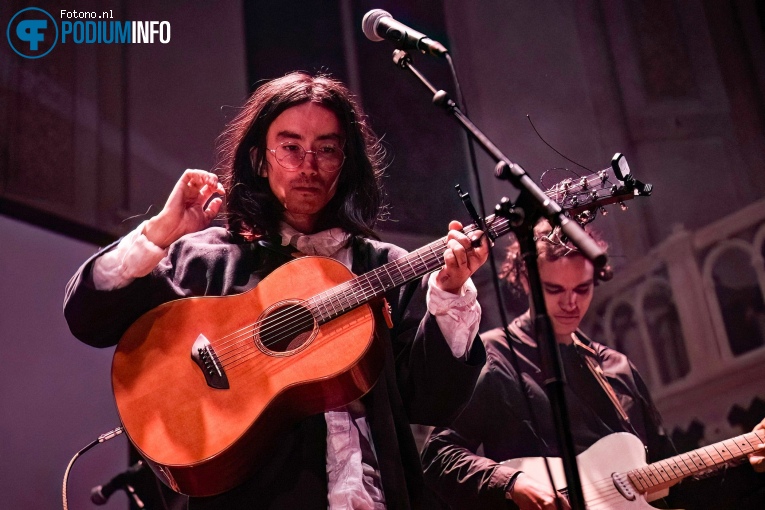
left=93, top=221, right=481, bottom=509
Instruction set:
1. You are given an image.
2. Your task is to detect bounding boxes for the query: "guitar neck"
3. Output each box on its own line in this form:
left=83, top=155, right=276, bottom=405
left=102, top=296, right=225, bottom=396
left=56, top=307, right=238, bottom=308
left=306, top=163, right=650, bottom=324
left=306, top=214, right=512, bottom=324
left=627, top=429, right=765, bottom=494
left=304, top=163, right=651, bottom=325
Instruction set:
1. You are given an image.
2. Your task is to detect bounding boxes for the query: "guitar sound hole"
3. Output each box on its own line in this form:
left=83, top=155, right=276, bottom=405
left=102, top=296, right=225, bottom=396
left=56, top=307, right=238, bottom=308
left=257, top=302, right=316, bottom=354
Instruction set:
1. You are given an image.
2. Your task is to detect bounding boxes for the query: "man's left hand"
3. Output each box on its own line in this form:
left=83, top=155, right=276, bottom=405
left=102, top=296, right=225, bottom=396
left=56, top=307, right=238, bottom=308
left=750, top=417, right=765, bottom=473
left=435, top=220, right=490, bottom=294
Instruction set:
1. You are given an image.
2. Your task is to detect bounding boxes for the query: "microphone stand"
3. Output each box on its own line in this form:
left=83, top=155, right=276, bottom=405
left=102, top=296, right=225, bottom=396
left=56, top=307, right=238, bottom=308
left=392, top=50, right=605, bottom=510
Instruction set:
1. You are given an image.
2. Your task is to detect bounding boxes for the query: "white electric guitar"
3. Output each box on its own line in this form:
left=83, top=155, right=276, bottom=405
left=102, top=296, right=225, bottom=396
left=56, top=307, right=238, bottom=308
left=503, top=429, right=764, bottom=509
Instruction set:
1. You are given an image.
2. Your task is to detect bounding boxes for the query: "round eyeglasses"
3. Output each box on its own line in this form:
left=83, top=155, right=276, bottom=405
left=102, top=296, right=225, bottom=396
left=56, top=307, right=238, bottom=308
left=267, top=141, right=345, bottom=173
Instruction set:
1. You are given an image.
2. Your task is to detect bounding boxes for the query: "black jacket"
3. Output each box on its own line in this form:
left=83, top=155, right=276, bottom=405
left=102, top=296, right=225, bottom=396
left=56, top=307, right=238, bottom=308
left=421, top=312, right=674, bottom=509
left=64, top=227, right=486, bottom=509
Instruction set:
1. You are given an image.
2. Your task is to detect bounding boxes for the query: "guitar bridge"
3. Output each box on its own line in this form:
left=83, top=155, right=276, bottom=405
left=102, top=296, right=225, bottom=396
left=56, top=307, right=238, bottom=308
left=191, top=334, right=230, bottom=389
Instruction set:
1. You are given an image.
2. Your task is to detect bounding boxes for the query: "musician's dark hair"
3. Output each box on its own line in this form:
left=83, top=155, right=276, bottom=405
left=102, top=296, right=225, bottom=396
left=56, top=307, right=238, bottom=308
left=499, top=219, right=611, bottom=294
left=216, top=72, right=386, bottom=239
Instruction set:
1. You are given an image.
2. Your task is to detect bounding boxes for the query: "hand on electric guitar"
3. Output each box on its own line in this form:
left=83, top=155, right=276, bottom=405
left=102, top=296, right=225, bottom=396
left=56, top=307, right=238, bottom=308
left=435, top=220, right=490, bottom=294
left=509, top=473, right=572, bottom=510
left=750, top=417, right=765, bottom=473
left=143, top=169, right=225, bottom=249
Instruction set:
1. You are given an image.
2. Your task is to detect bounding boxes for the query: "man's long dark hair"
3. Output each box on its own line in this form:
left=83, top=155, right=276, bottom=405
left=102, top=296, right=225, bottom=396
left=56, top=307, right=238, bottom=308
left=216, top=72, right=386, bottom=239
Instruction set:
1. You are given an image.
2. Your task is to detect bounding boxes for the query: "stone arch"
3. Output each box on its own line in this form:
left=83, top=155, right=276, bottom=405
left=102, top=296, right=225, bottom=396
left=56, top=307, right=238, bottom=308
left=603, top=296, right=660, bottom=389
left=702, top=240, right=765, bottom=357
left=635, top=277, right=689, bottom=384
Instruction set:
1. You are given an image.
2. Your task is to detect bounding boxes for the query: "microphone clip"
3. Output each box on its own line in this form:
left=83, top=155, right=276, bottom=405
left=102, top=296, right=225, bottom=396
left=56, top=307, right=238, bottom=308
left=456, top=184, right=496, bottom=244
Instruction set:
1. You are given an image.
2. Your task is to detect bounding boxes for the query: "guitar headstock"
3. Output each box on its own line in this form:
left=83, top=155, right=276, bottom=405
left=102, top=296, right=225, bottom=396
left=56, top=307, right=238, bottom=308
left=461, top=154, right=651, bottom=243
left=543, top=153, right=652, bottom=226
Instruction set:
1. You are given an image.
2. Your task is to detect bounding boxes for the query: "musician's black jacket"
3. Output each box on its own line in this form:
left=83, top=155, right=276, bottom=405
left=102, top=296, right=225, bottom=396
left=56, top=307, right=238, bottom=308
left=421, top=312, right=676, bottom=509
left=64, top=227, right=486, bottom=510
left=421, top=312, right=765, bottom=510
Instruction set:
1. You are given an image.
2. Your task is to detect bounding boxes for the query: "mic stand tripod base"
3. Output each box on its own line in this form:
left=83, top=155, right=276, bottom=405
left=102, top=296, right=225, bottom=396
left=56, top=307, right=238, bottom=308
left=495, top=192, right=587, bottom=510
left=391, top=48, right=600, bottom=510
left=125, top=484, right=145, bottom=509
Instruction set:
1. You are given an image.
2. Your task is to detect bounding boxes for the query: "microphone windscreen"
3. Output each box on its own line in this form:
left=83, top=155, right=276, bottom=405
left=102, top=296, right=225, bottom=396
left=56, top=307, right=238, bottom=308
left=90, top=486, right=108, bottom=505
left=362, top=9, right=390, bottom=42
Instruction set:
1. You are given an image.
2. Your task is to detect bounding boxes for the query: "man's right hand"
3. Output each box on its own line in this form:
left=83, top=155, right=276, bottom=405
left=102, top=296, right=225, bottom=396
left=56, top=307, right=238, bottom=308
left=143, top=169, right=225, bottom=249
left=508, top=473, right=571, bottom=510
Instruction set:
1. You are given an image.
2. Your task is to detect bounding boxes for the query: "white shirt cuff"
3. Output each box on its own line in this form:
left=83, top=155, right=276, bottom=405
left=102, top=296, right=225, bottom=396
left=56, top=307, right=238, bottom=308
left=426, top=272, right=482, bottom=359
left=92, top=221, right=168, bottom=291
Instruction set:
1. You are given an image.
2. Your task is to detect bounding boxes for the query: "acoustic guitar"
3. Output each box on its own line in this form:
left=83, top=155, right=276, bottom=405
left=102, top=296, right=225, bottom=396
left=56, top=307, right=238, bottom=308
left=503, top=429, right=765, bottom=509
left=112, top=159, right=649, bottom=496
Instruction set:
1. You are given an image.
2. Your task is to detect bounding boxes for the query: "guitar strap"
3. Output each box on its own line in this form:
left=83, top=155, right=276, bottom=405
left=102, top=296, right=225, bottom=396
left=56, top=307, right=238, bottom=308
left=570, top=333, right=632, bottom=427
left=257, top=237, right=337, bottom=263
left=256, top=238, right=301, bottom=259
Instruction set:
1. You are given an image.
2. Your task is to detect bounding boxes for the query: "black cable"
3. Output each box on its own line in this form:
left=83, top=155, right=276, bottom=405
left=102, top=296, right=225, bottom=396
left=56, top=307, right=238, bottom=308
left=527, top=114, right=593, bottom=174
left=443, top=52, right=566, bottom=510
left=62, top=426, right=123, bottom=510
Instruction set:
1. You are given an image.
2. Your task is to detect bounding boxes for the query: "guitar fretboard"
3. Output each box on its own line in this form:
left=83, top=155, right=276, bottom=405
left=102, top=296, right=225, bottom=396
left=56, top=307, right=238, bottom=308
left=305, top=214, right=511, bottom=324
left=627, top=429, right=765, bottom=493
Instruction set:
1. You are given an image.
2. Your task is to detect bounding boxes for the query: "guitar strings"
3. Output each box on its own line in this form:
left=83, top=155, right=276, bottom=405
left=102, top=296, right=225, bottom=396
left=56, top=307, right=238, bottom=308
left=211, top=222, right=474, bottom=365
left=213, top=235, right=455, bottom=354
left=213, top=239, right=453, bottom=369
left=223, top=239, right=444, bottom=350
left=216, top=225, right=491, bottom=370
left=211, top=241, right=443, bottom=356
left=212, top=214, right=498, bottom=365
left=220, top=244, right=449, bottom=369
left=213, top=285, right=396, bottom=367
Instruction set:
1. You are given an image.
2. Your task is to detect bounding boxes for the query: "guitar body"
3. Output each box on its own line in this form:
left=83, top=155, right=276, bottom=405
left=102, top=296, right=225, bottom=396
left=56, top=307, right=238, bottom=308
left=112, top=256, right=385, bottom=497
left=504, top=433, right=673, bottom=509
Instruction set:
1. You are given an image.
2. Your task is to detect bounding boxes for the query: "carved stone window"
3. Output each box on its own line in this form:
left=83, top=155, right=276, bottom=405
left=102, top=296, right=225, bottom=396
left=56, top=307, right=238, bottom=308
left=641, top=281, right=689, bottom=383
left=704, top=241, right=765, bottom=356
left=606, top=300, right=656, bottom=387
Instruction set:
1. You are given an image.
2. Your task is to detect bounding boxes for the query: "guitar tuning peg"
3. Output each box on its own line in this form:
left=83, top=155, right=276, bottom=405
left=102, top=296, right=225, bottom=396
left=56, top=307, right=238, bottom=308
left=619, top=202, right=628, bottom=211
left=599, top=206, right=608, bottom=216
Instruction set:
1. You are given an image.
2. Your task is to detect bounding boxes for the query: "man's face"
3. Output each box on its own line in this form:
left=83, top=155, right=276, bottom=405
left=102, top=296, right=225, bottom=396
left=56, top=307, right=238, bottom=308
left=537, top=255, right=595, bottom=343
left=263, top=102, right=344, bottom=233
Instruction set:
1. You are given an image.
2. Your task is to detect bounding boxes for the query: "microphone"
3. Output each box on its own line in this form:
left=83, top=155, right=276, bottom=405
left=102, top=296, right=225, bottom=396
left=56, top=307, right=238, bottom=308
left=90, top=460, right=145, bottom=505
left=362, top=9, right=448, bottom=57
